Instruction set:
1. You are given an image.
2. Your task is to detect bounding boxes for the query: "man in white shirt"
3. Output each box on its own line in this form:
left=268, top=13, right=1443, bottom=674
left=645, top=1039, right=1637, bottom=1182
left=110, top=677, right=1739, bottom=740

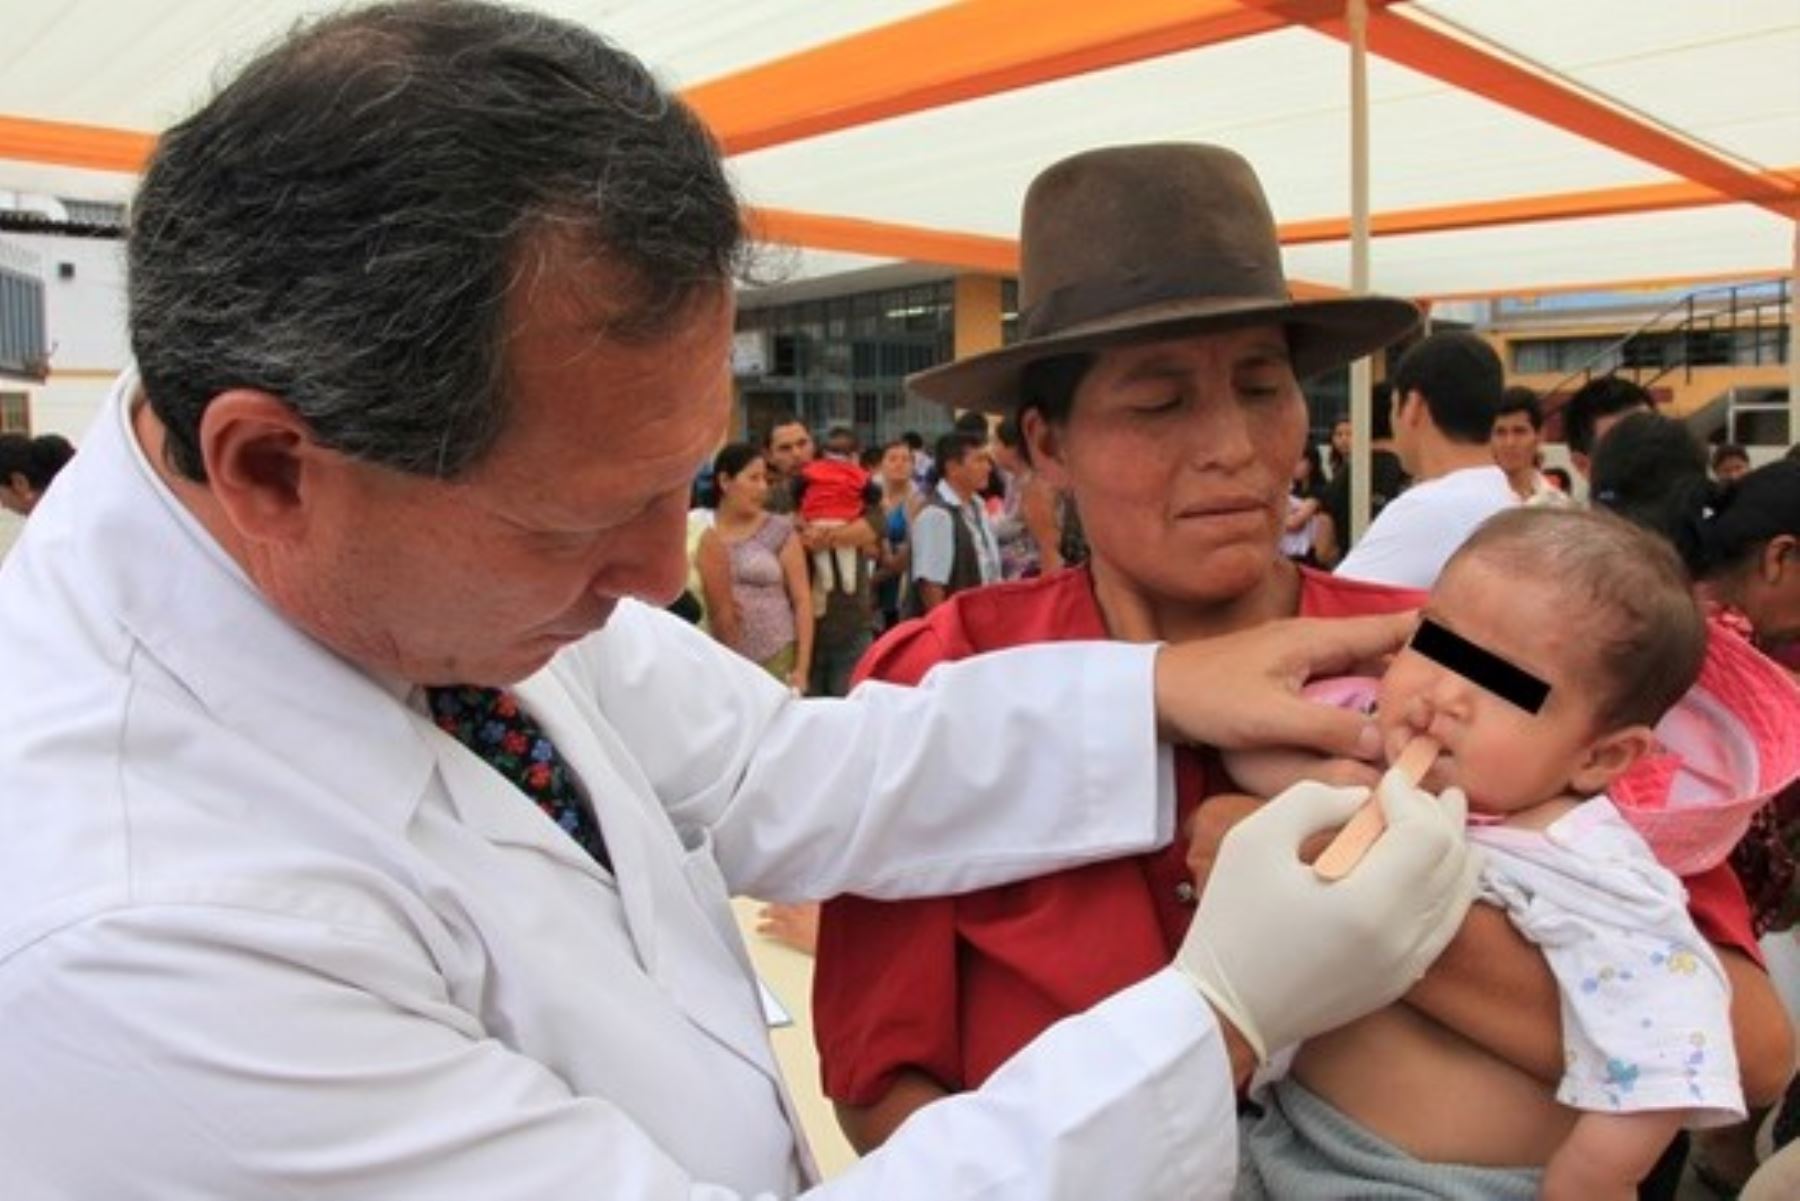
left=910, top=429, right=1003, bottom=612
left=0, top=7, right=1479, bottom=1196
left=1336, top=330, right=1516, bottom=588
left=1492, top=386, right=1573, bottom=508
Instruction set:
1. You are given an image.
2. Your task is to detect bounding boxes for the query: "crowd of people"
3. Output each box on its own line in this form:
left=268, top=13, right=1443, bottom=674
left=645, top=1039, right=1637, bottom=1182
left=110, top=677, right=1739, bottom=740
left=1, top=5, right=1798, bottom=1198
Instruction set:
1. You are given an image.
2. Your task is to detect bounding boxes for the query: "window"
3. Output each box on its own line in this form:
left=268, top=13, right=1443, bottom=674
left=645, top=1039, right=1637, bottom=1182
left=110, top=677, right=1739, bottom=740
left=60, top=199, right=127, bottom=227
left=0, top=392, right=29, bottom=434
left=1001, top=278, right=1020, bottom=346
left=1510, top=336, right=1619, bottom=376
left=0, top=266, right=47, bottom=378
left=737, top=280, right=961, bottom=445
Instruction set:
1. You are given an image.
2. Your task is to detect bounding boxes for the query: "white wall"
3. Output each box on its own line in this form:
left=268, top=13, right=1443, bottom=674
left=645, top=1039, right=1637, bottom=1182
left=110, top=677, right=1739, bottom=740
left=0, top=510, right=23, bottom=561
left=0, top=229, right=129, bottom=443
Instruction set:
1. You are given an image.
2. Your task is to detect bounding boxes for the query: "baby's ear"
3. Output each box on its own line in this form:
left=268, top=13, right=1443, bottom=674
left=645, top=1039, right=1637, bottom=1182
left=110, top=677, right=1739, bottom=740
left=1568, top=724, right=1657, bottom=795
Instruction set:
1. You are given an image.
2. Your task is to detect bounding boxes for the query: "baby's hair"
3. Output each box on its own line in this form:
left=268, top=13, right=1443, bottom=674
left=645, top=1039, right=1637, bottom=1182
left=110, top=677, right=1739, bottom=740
left=1445, top=507, right=1705, bottom=731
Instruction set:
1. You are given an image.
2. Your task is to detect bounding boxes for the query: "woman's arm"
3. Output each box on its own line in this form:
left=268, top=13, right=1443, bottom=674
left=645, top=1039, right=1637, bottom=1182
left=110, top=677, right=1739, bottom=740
left=694, top=530, right=740, bottom=649
left=1404, top=920, right=1796, bottom=1106
left=778, top=531, right=815, bottom=693
left=834, top=1069, right=951, bottom=1154
left=1720, top=948, right=1796, bottom=1107
left=1403, top=903, right=1565, bottom=1084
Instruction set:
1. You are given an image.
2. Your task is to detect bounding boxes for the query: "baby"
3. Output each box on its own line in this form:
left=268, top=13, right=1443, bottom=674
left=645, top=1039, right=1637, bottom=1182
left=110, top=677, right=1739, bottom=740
left=1230, top=506, right=1741, bottom=1201
left=796, top=426, right=872, bottom=614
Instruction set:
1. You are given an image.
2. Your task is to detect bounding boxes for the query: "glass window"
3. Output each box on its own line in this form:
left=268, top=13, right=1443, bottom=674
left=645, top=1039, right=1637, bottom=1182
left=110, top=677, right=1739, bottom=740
left=0, top=268, right=48, bottom=378
left=735, top=280, right=963, bottom=444
left=1511, top=336, right=1621, bottom=376
left=1001, top=278, right=1021, bottom=346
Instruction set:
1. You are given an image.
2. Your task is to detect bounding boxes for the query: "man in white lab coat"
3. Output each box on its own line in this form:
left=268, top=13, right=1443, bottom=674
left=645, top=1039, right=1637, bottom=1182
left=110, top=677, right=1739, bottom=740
left=0, top=4, right=1477, bottom=1196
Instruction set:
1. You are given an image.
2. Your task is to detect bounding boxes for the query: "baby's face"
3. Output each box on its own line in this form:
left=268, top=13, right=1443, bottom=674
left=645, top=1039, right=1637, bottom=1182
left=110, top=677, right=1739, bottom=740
left=1376, top=558, right=1606, bottom=815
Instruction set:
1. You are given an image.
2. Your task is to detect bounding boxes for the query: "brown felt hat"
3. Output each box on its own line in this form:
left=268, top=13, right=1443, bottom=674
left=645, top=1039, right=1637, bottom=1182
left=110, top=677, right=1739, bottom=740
left=908, top=143, right=1420, bottom=414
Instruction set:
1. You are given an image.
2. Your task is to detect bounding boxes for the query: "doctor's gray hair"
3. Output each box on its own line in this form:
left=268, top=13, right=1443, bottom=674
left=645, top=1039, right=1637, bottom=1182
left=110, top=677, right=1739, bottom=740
left=129, top=0, right=744, bottom=482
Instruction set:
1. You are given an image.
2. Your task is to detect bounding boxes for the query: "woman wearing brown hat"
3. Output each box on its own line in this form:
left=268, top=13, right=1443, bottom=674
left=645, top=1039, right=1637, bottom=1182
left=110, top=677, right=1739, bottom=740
left=811, top=145, right=1789, bottom=1172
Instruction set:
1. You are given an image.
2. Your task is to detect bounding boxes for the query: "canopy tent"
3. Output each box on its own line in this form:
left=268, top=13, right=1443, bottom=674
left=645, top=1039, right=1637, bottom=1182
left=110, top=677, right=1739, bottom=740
left=1, top=0, right=1793, bottom=299
left=5, top=0, right=1794, bottom=533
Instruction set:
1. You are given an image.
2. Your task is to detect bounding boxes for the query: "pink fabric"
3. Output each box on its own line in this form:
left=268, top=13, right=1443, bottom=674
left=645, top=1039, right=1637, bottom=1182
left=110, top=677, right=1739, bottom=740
left=1610, top=616, right=1800, bottom=875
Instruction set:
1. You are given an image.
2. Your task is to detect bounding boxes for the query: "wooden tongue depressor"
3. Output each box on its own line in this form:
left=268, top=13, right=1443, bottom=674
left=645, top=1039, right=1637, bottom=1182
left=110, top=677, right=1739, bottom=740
left=1312, top=736, right=1441, bottom=881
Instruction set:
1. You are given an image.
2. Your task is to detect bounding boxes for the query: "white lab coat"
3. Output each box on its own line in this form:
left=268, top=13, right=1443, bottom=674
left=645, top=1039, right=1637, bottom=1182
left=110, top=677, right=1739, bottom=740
left=0, top=375, right=1239, bottom=1199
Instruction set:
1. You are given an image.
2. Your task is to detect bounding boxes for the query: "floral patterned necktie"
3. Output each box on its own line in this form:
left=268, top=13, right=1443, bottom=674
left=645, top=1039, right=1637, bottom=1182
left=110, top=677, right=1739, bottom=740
left=426, top=685, right=612, bottom=871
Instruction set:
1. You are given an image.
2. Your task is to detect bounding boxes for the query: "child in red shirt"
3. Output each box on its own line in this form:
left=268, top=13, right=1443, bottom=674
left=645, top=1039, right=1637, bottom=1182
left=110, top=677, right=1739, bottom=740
left=797, top=427, right=872, bottom=615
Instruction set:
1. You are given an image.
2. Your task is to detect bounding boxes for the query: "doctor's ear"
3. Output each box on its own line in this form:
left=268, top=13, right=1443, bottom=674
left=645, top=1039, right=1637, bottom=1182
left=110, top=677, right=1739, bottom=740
left=1568, top=723, right=1656, bottom=795
left=198, top=390, right=336, bottom=544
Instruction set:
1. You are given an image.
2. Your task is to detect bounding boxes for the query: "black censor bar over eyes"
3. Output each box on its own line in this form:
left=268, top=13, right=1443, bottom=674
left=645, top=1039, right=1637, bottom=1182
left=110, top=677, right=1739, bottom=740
left=1410, top=617, right=1550, bottom=715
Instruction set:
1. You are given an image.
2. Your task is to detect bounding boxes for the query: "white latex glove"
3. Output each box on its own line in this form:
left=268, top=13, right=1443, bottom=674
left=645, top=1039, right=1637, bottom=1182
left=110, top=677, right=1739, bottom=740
left=1174, top=768, right=1479, bottom=1062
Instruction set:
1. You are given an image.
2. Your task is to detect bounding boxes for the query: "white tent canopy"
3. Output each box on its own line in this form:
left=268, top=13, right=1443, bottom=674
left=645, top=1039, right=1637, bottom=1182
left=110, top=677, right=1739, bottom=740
left=0, top=0, right=1794, bottom=300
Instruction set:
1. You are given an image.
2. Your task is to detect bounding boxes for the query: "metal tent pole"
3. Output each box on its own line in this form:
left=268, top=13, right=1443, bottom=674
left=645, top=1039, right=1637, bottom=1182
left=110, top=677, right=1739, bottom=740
left=1789, top=220, right=1798, bottom=448
left=1348, top=0, right=1374, bottom=543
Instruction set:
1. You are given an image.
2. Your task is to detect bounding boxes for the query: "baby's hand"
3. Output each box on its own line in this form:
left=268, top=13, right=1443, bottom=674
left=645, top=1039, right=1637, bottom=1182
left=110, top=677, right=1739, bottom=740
left=1308, top=757, right=1384, bottom=789
left=756, top=902, right=820, bottom=956
left=1184, top=793, right=1263, bottom=897
left=1222, top=746, right=1382, bottom=801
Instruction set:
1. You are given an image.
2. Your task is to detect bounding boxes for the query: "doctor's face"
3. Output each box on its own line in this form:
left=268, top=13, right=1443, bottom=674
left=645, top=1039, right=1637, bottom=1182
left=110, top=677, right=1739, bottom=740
left=268, top=267, right=732, bottom=686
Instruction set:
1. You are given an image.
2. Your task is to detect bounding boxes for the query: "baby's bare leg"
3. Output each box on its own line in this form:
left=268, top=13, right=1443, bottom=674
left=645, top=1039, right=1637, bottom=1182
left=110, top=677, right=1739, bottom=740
left=1541, top=1110, right=1685, bottom=1201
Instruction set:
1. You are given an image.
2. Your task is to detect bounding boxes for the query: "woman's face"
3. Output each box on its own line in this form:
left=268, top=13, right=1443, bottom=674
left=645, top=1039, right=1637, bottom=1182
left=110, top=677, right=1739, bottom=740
left=1330, top=420, right=1352, bottom=457
left=720, top=456, right=770, bottom=512
left=1028, top=325, right=1304, bottom=606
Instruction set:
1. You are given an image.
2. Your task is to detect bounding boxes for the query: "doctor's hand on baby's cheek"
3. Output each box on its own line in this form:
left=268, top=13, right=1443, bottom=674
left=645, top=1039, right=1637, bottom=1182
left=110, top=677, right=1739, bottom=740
left=1153, top=611, right=1415, bottom=757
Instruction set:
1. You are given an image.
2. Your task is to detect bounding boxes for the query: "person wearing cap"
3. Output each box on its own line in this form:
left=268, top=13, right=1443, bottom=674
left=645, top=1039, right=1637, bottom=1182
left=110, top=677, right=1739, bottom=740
left=1333, top=330, right=1517, bottom=588
left=0, top=8, right=1483, bottom=1198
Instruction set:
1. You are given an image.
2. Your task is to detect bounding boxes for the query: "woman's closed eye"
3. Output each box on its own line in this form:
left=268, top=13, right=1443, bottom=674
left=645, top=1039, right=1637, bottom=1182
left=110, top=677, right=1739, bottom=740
left=1236, top=377, right=1289, bottom=401
left=1131, top=393, right=1184, bottom=415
